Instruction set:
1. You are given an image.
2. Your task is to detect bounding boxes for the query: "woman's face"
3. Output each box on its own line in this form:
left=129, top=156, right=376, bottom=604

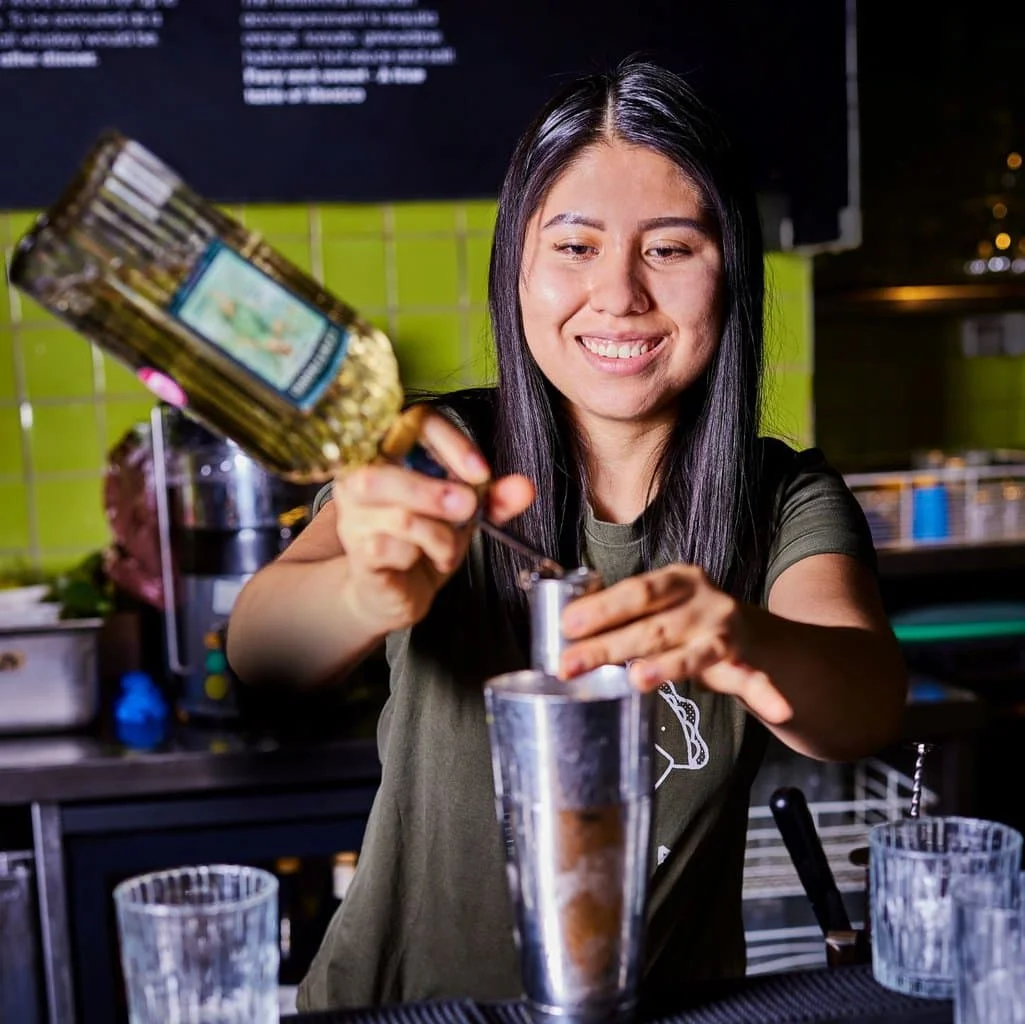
left=519, top=140, right=723, bottom=433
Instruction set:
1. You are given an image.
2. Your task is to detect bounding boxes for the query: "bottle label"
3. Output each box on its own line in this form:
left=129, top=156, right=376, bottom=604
left=170, top=240, right=349, bottom=410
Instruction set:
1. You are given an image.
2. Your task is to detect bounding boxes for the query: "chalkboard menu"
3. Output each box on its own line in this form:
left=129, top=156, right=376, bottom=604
left=0, top=0, right=855, bottom=247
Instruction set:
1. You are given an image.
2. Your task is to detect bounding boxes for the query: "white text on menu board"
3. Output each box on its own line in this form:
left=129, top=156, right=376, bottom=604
left=0, top=0, right=456, bottom=108
left=241, top=0, right=456, bottom=106
left=0, top=0, right=176, bottom=69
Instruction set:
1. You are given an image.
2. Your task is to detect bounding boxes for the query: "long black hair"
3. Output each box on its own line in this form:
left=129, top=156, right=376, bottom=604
left=486, top=57, right=766, bottom=609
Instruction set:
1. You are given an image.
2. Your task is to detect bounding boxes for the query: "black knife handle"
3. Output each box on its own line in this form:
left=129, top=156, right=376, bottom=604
left=769, top=786, right=853, bottom=936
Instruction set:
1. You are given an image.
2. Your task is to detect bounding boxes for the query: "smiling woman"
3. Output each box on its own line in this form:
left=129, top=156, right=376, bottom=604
left=519, top=142, right=723, bottom=506
left=225, top=56, right=908, bottom=1013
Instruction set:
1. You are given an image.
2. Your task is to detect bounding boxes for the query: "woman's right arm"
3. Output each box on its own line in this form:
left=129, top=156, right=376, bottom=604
left=226, top=407, right=535, bottom=689
left=225, top=506, right=385, bottom=689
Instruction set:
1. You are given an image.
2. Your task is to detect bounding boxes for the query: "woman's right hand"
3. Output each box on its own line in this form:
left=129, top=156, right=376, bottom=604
left=332, top=407, right=535, bottom=637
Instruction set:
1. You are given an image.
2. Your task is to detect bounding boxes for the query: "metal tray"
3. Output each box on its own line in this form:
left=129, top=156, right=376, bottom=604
left=0, top=618, right=104, bottom=734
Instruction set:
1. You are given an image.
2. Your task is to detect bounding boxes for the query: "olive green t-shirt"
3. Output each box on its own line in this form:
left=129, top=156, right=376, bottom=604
left=296, top=429, right=875, bottom=1012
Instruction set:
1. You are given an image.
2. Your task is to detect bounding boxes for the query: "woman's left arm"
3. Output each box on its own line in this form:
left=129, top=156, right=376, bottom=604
left=558, top=554, right=908, bottom=763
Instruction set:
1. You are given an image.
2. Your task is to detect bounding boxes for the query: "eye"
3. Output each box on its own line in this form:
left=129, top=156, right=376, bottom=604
left=645, top=243, right=692, bottom=261
left=553, top=242, right=597, bottom=259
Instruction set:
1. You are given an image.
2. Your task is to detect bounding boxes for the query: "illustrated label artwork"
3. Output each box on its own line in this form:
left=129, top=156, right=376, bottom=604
left=171, top=242, right=349, bottom=410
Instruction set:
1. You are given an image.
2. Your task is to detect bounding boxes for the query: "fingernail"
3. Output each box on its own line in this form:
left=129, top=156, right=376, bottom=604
left=464, top=451, right=489, bottom=475
left=632, top=663, right=661, bottom=686
left=561, top=656, right=585, bottom=677
left=562, top=612, right=583, bottom=634
left=442, top=487, right=474, bottom=516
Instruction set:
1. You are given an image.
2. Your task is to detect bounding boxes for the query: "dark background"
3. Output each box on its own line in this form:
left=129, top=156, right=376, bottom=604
left=816, top=3, right=1025, bottom=289
left=0, top=0, right=852, bottom=247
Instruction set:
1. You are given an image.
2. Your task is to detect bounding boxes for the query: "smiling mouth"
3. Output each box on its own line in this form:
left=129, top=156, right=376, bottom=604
left=577, top=336, right=664, bottom=360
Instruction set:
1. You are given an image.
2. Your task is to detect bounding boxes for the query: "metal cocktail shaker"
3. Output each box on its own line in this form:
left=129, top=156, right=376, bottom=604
left=520, top=567, right=603, bottom=677
left=485, top=569, right=653, bottom=1024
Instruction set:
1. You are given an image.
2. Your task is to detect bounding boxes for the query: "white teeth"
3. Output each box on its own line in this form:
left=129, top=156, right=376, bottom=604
left=580, top=337, right=656, bottom=359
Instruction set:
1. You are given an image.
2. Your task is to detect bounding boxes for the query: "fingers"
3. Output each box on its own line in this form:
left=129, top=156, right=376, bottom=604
left=416, top=408, right=493, bottom=486
left=628, top=655, right=792, bottom=725
left=702, top=662, right=793, bottom=725
left=562, top=566, right=701, bottom=637
left=346, top=505, right=470, bottom=575
left=358, top=534, right=425, bottom=573
left=561, top=586, right=737, bottom=676
left=485, top=474, right=536, bottom=525
left=337, top=463, right=479, bottom=524
left=626, top=634, right=731, bottom=690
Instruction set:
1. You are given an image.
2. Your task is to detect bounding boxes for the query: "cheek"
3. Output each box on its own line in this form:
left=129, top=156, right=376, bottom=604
left=520, top=266, right=580, bottom=331
left=662, top=266, right=722, bottom=331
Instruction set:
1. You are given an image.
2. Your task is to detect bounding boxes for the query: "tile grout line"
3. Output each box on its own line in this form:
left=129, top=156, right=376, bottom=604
left=455, top=203, right=471, bottom=385
left=382, top=205, right=399, bottom=343
left=6, top=244, right=41, bottom=568
left=308, top=205, right=324, bottom=284
left=90, top=343, right=108, bottom=468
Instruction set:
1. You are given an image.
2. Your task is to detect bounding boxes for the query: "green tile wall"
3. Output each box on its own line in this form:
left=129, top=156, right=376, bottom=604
left=815, top=313, right=1025, bottom=471
left=0, top=203, right=811, bottom=575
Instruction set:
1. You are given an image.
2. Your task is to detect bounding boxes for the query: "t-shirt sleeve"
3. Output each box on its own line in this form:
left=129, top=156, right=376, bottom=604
left=761, top=442, right=877, bottom=604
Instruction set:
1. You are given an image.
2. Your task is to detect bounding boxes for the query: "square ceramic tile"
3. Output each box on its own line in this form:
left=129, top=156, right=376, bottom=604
left=392, top=202, right=457, bottom=234
left=393, top=313, right=463, bottom=390
left=767, top=310, right=811, bottom=369
left=6, top=212, right=40, bottom=245
left=960, top=357, right=1014, bottom=403
left=34, top=476, right=110, bottom=551
left=103, top=398, right=156, bottom=454
left=318, top=204, right=384, bottom=236
left=465, top=308, right=495, bottom=386
left=366, top=311, right=393, bottom=337
left=0, top=481, right=30, bottom=551
left=11, top=286, right=63, bottom=328
left=244, top=205, right=311, bottom=238
left=766, top=252, right=811, bottom=295
left=465, top=235, right=492, bottom=306
left=322, top=238, right=389, bottom=311
left=101, top=352, right=150, bottom=398
left=765, top=371, right=812, bottom=445
left=394, top=238, right=459, bottom=308
left=0, top=406, right=23, bottom=475
left=37, top=548, right=104, bottom=577
left=0, top=331, right=16, bottom=400
left=0, top=258, right=11, bottom=327
left=271, top=238, right=313, bottom=276
left=29, top=403, right=102, bottom=474
left=464, top=200, right=498, bottom=233
left=22, top=328, right=95, bottom=399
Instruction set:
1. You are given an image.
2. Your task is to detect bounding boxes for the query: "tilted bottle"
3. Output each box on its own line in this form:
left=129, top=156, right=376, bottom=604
left=9, top=131, right=407, bottom=484
left=9, top=131, right=563, bottom=572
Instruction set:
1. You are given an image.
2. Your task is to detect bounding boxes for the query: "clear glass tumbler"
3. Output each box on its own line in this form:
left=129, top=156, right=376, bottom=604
left=114, top=864, right=279, bottom=1024
left=952, top=872, right=1025, bottom=1024
left=870, top=817, right=1023, bottom=999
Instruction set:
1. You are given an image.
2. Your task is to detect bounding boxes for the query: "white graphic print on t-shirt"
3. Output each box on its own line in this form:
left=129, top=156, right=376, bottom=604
left=654, top=680, right=709, bottom=790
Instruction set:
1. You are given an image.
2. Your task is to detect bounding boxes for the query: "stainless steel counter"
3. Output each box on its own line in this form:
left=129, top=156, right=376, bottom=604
left=0, top=728, right=381, bottom=805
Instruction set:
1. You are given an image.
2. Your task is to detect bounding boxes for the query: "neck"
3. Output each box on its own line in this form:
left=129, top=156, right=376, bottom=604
left=575, top=414, right=674, bottom=523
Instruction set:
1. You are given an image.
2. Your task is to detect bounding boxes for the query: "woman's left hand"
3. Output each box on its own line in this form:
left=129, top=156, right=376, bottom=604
left=558, top=564, right=793, bottom=725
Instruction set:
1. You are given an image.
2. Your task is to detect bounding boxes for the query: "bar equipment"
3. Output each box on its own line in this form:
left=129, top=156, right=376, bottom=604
left=486, top=565, right=653, bottom=1024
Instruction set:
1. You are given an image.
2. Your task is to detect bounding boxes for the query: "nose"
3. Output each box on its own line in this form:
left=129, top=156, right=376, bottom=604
left=588, top=250, right=651, bottom=316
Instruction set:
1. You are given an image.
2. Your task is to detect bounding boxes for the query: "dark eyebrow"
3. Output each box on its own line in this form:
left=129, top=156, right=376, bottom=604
left=540, top=212, right=713, bottom=237
left=541, top=212, right=603, bottom=230
left=639, top=216, right=713, bottom=237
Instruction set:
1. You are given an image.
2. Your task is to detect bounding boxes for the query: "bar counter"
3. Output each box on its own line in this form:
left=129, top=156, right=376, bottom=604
left=279, top=964, right=952, bottom=1023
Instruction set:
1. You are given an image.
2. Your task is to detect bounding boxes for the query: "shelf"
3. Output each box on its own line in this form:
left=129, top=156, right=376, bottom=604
left=817, top=281, right=1025, bottom=317
left=876, top=540, right=1025, bottom=578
